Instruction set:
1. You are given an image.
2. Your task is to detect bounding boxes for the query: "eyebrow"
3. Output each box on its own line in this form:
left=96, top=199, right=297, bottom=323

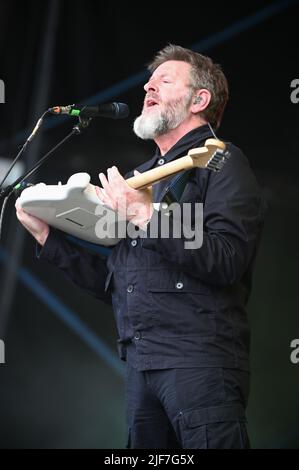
left=150, top=73, right=172, bottom=81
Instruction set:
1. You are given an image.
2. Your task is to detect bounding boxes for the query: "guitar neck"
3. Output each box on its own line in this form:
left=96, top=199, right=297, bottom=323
left=125, top=138, right=226, bottom=190
left=125, top=154, right=195, bottom=190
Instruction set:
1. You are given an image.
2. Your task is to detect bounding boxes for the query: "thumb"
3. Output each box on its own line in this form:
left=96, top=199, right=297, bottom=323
left=134, top=170, right=141, bottom=176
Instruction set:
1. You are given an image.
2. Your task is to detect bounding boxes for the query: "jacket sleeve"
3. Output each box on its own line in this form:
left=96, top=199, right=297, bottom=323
left=36, top=228, right=112, bottom=304
left=141, top=144, right=265, bottom=287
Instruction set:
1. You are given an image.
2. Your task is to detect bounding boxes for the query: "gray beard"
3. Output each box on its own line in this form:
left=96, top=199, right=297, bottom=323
left=133, top=111, right=167, bottom=140
left=133, top=94, right=192, bottom=140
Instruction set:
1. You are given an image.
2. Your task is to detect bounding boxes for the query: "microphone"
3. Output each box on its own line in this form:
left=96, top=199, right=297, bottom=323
left=49, top=102, right=130, bottom=119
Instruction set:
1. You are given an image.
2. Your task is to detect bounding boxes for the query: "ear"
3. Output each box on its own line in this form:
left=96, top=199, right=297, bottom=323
left=190, top=89, right=211, bottom=114
left=193, top=96, right=202, bottom=104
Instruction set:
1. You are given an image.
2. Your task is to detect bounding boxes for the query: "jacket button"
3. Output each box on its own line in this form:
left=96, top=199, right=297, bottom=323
left=131, top=240, right=138, bottom=247
left=134, top=331, right=141, bottom=340
left=175, top=282, right=184, bottom=290
left=158, top=158, right=165, bottom=165
left=127, top=284, right=134, bottom=293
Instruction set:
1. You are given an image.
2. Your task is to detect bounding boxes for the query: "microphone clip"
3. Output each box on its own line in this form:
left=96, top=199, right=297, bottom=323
left=49, top=105, right=93, bottom=133
left=73, top=116, right=92, bottom=135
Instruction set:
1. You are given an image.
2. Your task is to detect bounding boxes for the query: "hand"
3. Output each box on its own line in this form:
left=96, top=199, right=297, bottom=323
left=15, top=199, right=50, bottom=246
left=95, top=166, right=153, bottom=230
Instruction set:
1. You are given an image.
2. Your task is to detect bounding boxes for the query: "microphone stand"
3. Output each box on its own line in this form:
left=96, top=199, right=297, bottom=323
left=0, top=117, right=91, bottom=202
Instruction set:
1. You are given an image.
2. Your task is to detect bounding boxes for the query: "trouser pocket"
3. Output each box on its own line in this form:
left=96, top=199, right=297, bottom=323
left=179, top=402, right=250, bottom=449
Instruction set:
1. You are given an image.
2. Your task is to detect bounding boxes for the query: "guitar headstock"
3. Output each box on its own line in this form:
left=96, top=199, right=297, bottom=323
left=188, top=138, right=230, bottom=172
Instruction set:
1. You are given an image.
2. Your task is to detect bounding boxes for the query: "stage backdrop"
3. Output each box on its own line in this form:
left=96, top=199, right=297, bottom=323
left=0, top=0, right=298, bottom=449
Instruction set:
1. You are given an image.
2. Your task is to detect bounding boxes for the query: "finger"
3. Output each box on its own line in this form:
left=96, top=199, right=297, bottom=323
left=95, top=186, right=103, bottom=199
left=98, top=171, right=109, bottom=188
left=134, top=170, right=141, bottom=176
left=96, top=182, right=116, bottom=210
left=107, top=166, right=121, bottom=183
left=15, top=202, right=28, bottom=217
left=95, top=186, right=108, bottom=203
left=99, top=171, right=114, bottom=199
left=108, top=166, right=131, bottom=189
left=17, top=209, right=39, bottom=224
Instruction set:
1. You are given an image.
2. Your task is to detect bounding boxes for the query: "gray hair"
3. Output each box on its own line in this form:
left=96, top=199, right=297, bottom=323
left=147, top=44, right=229, bottom=129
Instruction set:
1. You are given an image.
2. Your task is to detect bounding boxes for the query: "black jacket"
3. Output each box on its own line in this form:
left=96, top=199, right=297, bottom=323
left=38, top=125, right=265, bottom=371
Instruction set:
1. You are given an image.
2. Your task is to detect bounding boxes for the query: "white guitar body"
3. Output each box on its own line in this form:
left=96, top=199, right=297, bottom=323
left=19, top=173, right=123, bottom=246
left=18, top=139, right=228, bottom=247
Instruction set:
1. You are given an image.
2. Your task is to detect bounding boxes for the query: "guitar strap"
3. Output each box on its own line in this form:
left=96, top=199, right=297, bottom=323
left=161, top=168, right=194, bottom=205
left=161, top=134, right=217, bottom=205
left=65, top=234, right=112, bottom=258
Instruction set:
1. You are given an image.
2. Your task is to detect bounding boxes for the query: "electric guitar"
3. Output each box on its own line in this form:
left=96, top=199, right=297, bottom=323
left=19, top=138, right=229, bottom=246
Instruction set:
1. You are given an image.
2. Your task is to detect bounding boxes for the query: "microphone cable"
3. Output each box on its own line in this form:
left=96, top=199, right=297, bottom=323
left=0, top=194, right=10, bottom=242
left=0, top=109, right=50, bottom=189
left=0, top=109, right=49, bottom=242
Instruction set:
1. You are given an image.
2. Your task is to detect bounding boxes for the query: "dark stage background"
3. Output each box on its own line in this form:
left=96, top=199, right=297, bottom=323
left=0, top=0, right=299, bottom=449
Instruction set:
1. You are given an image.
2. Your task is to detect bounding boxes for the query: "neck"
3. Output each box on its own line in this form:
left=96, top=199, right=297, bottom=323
left=154, top=117, right=208, bottom=155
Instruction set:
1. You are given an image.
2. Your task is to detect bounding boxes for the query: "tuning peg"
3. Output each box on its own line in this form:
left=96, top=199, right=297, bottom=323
left=207, top=150, right=231, bottom=172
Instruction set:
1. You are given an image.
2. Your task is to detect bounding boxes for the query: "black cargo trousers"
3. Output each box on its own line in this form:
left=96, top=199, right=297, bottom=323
left=125, top=361, right=251, bottom=449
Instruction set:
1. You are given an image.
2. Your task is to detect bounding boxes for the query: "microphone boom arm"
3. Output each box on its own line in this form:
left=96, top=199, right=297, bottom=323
left=0, top=118, right=90, bottom=202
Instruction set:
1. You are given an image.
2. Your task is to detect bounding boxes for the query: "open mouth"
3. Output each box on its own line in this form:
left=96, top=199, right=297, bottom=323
left=145, top=97, right=159, bottom=108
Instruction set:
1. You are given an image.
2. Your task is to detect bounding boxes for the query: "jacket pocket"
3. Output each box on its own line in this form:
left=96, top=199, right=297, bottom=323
left=146, top=270, right=216, bottom=337
left=147, top=269, right=212, bottom=294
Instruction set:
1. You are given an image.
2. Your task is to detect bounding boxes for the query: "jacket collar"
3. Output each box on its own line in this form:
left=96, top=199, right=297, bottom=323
left=135, top=124, right=215, bottom=174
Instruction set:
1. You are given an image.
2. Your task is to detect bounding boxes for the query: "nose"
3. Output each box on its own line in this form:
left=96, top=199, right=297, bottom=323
left=144, top=78, right=158, bottom=93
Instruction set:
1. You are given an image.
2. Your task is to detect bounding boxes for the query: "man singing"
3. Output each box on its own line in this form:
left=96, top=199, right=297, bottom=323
left=16, top=44, right=265, bottom=449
